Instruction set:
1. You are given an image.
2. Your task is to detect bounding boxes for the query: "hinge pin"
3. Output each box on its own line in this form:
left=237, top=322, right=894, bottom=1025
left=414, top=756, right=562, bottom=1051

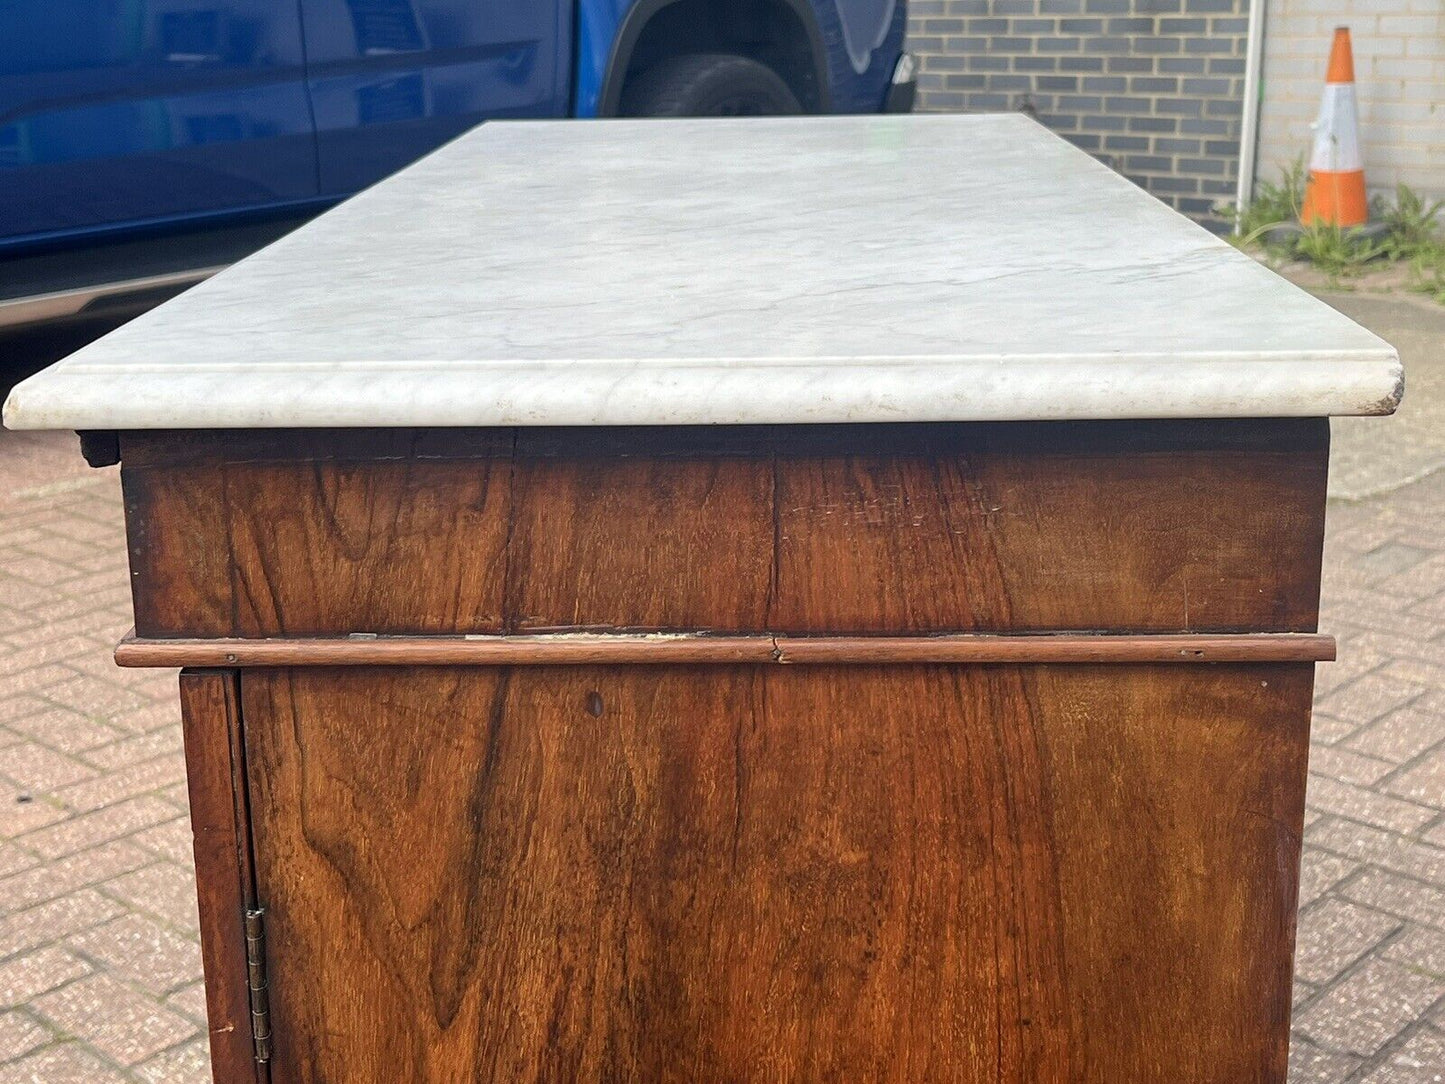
left=244, top=908, right=272, bottom=1063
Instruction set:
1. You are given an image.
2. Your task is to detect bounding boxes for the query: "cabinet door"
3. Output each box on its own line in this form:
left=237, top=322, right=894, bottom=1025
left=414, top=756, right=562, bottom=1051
left=0, top=0, right=318, bottom=245
left=237, top=662, right=1309, bottom=1083
left=298, top=0, right=566, bottom=196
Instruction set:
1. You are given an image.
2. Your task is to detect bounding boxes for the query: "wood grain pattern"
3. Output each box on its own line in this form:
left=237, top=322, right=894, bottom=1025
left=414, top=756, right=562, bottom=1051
left=775, top=632, right=1334, bottom=663
left=116, top=631, right=1337, bottom=668
left=242, top=663, right=1311, bottom=1084
left=769, top=439, right=1322, bottom=633
left=120, top=420, right=1328, bottom=638
left=504, top=452, right=776, bottom=631
left=122, top=432, right=514, bottom=638
left=177, top=670, right=265, bottom=1084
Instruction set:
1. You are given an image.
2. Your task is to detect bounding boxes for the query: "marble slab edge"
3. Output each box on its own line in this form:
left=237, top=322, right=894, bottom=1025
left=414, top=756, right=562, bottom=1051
left=0, top=350, right=1405, bottom=430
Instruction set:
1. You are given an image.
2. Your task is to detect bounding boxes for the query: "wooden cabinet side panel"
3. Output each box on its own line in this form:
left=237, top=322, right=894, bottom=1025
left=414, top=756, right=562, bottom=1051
left=121, top=421, right=1328, bottom=638
left=241, top=663, right=1310, bottom=1084
left=178, top=669, right=264, bottom=1084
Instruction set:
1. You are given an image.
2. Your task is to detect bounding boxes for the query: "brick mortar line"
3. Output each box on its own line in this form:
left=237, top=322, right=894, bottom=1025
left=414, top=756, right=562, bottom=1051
left=1292, top=884, right=1408, bottom=986
left=0, top=835, right=44, bottom=867
left=0, top=647, right=126, bottom=684
left=1365, top=730, right=1445, bottom=811
left=1303, top=770, right=1445, bottom=830
left=2, top=555, right=123, bottom=586
left=1419, top=810, right=1445, bottom=840
left=0, top=663, right=100, bottom=701
left=0, top=961, right=205, bottom=1069
left=1290, top=917, right=1413, bottom=1036
left=1341, top=992, right=1445, bottom=1083
left=1313, top=686, right=1427, bottom=750
left=31, top=683, right=173, bottom=721
left=1403, top=587, right=1445, bottom=617
left=63, top=938, right=205, bottom=1005
left=3, top=953, right=206, bottom=1080
left=6, top=722, right=180, bottom=772
left=0, top=858, right=171, bottom=950
left=1303, top=816, right=1445, bottom=894
left=1285, top=1034, right=1358, bottom=1076
left=7, top=1010, right=162, bottom=1083
left=89, top=878, right=203, bottom=948
left=0, top=853, right=170, bottom=926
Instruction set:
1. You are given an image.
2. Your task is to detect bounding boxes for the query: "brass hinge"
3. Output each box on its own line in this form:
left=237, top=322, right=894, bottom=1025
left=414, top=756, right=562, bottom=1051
left=244, top=908, right=273, bottom=1063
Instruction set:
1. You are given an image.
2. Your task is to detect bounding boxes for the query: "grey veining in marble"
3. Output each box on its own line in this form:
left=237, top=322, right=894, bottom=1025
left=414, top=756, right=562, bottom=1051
left=2, top=114, right=1402, bottom=430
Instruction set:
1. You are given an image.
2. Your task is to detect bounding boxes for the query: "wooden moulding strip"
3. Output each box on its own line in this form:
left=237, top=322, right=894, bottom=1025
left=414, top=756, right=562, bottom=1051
left=116, top=632, right=1337, bottom=668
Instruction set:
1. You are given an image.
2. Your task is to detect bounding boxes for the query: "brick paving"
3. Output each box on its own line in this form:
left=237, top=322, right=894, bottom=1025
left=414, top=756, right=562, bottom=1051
left=1, top=424, right=1443, bottom=1082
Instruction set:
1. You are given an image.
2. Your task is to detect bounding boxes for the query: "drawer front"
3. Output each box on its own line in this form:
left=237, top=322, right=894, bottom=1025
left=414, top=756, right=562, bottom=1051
left=121, top=420, right=1327, bottom=638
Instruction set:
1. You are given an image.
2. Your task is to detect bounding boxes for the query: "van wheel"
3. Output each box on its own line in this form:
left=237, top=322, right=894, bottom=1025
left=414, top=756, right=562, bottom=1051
left=621, top=54, right=802, bottom=117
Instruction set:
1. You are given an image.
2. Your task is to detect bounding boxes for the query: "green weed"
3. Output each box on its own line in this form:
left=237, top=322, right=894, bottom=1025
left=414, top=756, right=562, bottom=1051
left=1380, top=183, right=1445, bottom=260
left=1231, top=170, right=1445, bottom=299
left=1408, top=245, right=1445, bottom=304
left=1227, top=158, right=1306, bottom=244
left=1292, top=224, right=1388, bottom=280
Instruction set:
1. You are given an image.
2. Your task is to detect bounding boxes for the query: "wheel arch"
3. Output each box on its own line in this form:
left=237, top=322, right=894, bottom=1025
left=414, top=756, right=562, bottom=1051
left=595, top=0, right=832, bottom=117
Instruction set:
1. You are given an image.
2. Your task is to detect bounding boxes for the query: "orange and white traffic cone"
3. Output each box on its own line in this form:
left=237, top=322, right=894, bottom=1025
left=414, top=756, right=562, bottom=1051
left=1300, top=27, right=1368, bottom=228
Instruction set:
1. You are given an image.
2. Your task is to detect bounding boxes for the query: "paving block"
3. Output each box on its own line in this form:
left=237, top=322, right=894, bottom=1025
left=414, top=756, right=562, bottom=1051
left=32, top=973, right=197, bottom=1067
left=1286, top=1041, right=1365, bottom=1083
left=1294, top=958, right=1445, bottom=1056
left=0, top=1041, right=132, bottom=1083
left=1294, top=898, right=1402, bottom=985
left=0, top=945, right=89, bottom=1008
left=1306, top=773, right=1438, bottom=834
left=0, top=1010, right=50, bottom=1061
left=1343, top=869, right=1445, bottom=931
left=67, top=914, right=203, bottom=997
left=1361, top=1026, right=1445, bottom=1083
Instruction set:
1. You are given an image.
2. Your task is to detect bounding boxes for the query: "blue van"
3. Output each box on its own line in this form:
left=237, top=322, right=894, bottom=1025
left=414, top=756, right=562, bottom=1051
left=0, top=0, right=912, bottom=326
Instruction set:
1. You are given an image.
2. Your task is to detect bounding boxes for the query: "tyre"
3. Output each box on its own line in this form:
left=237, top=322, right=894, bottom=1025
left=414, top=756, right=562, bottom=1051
left=621, top=53, right=802, bottom=117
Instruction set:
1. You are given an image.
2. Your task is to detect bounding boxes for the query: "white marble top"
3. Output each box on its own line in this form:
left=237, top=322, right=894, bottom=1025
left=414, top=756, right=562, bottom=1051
left=3, top=114, right=1402, bottom=430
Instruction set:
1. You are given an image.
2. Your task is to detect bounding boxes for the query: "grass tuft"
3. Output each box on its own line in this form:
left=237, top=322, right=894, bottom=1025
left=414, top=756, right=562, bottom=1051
left=1408, top=246, right=1445, bottom=304
left=1380, top=184, right=1445, bottom=260
left=1229, top=158, right=1306, bottom=244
